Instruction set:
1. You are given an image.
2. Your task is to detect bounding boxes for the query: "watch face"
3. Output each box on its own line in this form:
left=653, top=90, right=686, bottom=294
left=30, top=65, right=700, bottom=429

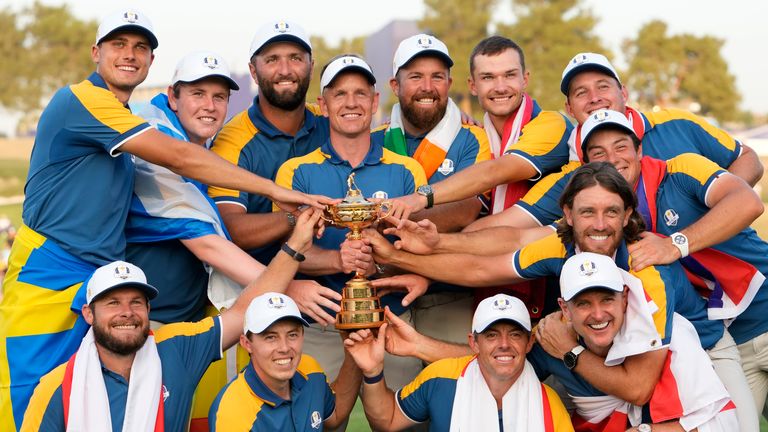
left=564, top=352, right=577, bottom=370
left=673, top=234, right=686, bottom=245
left=637, top=424, right=652, bottom=432
left=417, top=185, right=432, bottom=195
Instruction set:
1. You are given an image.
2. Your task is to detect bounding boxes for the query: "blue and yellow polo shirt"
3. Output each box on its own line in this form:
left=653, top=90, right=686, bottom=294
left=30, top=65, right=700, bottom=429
left=208, top=98, right=330, bottom=264
left=21, top=317, right=223, bottom=432
left=275, top=139, right=427, bottom=320
left=397, top=355, right=572, bottom=431
left=22, top=72, right=152, bottom=265
left=208, top=355, right=335, bottom=431
left=512, top=232, right=723, bottom=349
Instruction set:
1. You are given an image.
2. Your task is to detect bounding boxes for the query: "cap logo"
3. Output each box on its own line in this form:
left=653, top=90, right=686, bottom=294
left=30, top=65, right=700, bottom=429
left=493, top=298, right=511, bottom=310
left=664, top=208, right=679, bottom=226
left=579, top=260, right=597, bottom=276
left=592, top=110, right=610, bottom=123
left=417, top=36, right=433, bottom=48
left=268, top=296, right=286, bottom=309
left=572, top=53, right=588, bottom=65
left=203, top=56, right=219, bottom=69
left=122, top=11, right=139, bottom=23
left=274, top=22, right=290, bottom=33
left=114, top=265, right=131, bottom=279
left=342, top=57, right=356, bottom=65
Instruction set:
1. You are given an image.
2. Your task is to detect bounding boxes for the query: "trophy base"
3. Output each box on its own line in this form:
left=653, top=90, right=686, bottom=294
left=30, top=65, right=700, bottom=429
left=336, top=309, right=386, bottom=330
left=335, top=275, right=385, bottom=330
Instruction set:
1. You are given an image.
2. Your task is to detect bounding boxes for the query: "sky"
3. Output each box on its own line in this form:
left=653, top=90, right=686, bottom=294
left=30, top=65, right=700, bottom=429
left=2, top=0, right=767, bottom=135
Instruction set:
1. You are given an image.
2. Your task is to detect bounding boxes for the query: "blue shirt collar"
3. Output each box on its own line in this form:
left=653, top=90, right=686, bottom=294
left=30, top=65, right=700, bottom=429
left=320, top=138, right=383, bottom=167
left=243, top=362, right=307, bottom=407
left=247, top=96, right=318, bottom=139
left=88, top=72, right=110, bottom=91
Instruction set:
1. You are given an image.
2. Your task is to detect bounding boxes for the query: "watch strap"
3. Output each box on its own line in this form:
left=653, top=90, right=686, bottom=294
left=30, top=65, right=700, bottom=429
left=281, top=243, right=305, bottom=262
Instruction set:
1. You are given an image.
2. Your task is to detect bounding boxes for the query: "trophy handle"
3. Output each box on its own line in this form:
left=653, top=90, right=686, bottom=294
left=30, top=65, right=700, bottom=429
left=321, top=205, right=337, bottom=225
left=375, top=200, right=394, bottom=222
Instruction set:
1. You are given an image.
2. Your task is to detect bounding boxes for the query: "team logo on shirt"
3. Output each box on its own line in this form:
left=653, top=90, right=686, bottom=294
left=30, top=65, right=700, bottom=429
left=114, top=265, right=132, bottom=280
left=162, top=385, right=170, bottom=402
left=311, top=411, right=322, bottom=428
left=203, top=56, right=219, bottom=69
left=275, top=22, right=290, bottom=33
left=493, top=297, right=511, bottom=310
left=579, top=260, right=597, bottom=276
left=372, top=191, right=388, bottom=200
left=437, top=159, right=455, bottom=175
left=417, top=36, right=433, bottom=49
left=664, top=209, right=679, bottom=226
left=268, top=296, right=286, bottom=309
left=122, top=11, right=139, bottom=23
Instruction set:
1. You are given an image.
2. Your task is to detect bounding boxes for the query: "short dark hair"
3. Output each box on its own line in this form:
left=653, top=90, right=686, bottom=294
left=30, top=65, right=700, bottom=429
left=582, top=126, right=641, bottom=163
left=469, top=36, right=526, bottom=75
left=556, top=162, right=645, bottom=244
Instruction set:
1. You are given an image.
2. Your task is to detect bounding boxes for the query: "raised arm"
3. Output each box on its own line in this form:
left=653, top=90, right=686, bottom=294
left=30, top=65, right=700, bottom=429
left=727, top=143, right=763, bottom=187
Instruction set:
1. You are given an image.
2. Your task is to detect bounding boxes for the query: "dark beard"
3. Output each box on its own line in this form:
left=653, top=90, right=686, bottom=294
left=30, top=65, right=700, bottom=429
left=400, top=95, right=447, bottom=132
left=92, top=318, right=150, bottom=356
left=258, top=73, right=311, bottom=111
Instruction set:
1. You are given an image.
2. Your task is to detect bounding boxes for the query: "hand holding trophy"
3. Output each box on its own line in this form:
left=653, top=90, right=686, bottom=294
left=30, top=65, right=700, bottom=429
left=323, top=173, right=391, bottom=329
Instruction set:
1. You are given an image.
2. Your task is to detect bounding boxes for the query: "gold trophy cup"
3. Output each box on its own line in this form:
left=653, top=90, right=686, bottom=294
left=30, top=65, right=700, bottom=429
left=323, top=173, right=391, bottom=330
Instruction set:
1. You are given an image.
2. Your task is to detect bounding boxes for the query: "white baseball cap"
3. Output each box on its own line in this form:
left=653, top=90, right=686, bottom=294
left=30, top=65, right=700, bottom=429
left=579, top=109, right=636, bottom=156
left=560, top=52, right=621, bottom=95
left=320, top=55, right=376, bottom=91
left=472, top=294, right=531, bottom=333
left=96, top=9, right=158, bottom=49
left=86, top=261, right=159, bottom=304
left=392, top=34, right=453, bottom=77
left=244, top=292, right=310, bottom=334
left=249, top=20, right=312, bottom=58
left=559, top=252, right=624, bottom=301
left=171, top=51, right=239, bottom=90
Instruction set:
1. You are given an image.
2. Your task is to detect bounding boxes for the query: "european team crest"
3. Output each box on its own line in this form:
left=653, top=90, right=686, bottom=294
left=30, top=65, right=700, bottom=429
left=203, top=56, right=219, bottom=69
left=417, top=36, right=433, bottom=49
left=493, top=297, right=511, bottom=310
left=311, top=411, right=322, bottom=428
left=123, top=11, right=139, bottom=23
left=342, top=56, right=356, bottom=65
left=579, top=260, right=597, bottom=276
left=571, top=53, right=588, bottom=65
left=372, top=191, right=388, bottom=200
left=268, top=296, right=286, bottom=309
left=162, top=385, right=170, bottom=402
left=664, top=208, right=679, bottom=226
left=437, top=159, right=455, bottom=175
left=275, top=22, right=290, bottom=33
left=114, top=265, right=131, bottom=279
left=592, top=110, right=610, bottom=123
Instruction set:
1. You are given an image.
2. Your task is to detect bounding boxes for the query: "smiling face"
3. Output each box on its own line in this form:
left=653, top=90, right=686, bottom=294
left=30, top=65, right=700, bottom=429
left=469, top=48, right=529, bottom=121
left=560, top=287, right=628, bottom=357
left=168, top=77, right=230, bottom=145
left=242, top=319, right=304, bottom=393
left=83, top=287, right=150, bottom=356
left=390, top=56, right=452, bottom=135
left=319, top=71, right=378, bottom=140
left=92, top=32, right=154, bottom=102
left=565, top=71, right=628, bottom=124
left=251, top=41, right=312, bottom=111
left=563, top=184, right=632, bottom=256
left=584, top=128, right=642, bottom=186
left=469, top=321, right=533, bottom=387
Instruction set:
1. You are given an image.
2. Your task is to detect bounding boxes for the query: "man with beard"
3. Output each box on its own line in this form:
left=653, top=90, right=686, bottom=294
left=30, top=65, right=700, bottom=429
left=208, top=20, right=343, bottom=328
left=20, top=208, right=323, bottom=432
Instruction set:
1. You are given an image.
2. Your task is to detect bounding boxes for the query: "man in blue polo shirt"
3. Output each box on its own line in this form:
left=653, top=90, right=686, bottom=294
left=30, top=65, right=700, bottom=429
left=209, top=292, right=360, bottom=431
left=275, top=54, right=427, bottom=401
left=21, top=206, right=323, bottom=432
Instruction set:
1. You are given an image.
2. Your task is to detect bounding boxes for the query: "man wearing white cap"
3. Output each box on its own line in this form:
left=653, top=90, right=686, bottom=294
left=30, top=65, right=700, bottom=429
left=0, top=11, right=327, bottom=431
left=274, top=54, right=426, bottom=404
left=530, top=252, right=738, bottom=431
left=21, top=208, right=321, bottom=432
left=344, top=294, right=573, bottom=431
left=208, top=292, right=360, bottom=431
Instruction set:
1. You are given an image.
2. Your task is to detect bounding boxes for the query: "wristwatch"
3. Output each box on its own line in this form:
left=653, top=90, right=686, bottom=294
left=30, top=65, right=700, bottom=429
left=286, top=211, right=297, bottom=227
left=416, top=184, right=434, bottom=209
left=670, top=232, right=689, bottom=258
left=637, top=424, right=651, bottom=432
left=563, top=345, right=585, bottom=370
left=281, top=243, right=305, bottom=262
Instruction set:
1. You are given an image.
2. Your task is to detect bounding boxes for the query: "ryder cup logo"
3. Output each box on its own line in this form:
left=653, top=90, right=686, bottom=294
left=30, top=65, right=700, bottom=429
left=664, top=209, right=679, bottom=226
left=493, top=297, right=511, bottom=310
left=275, top=22, right=290, bottom=33
left=571, top=53, right=588, bottom=65
left=203, top=56, right=219, bottom=69
left=311, top=411, right=322, bottom=429
left=579, top=260, right=597, bottom=276
left=114, top=265, right=131, bottom=280
left=372, top=191, right=388, bottom=200
left=417, top=36, right=433, bottom=49
left=122, top=11, right=139, bottom=23
left=268, top=296, right=286, bottom=309
left=342, top=57, right=356, bottom=65
left=437, top=159, right=455, bottom=175
left=592, top=110, right=610, bottom=123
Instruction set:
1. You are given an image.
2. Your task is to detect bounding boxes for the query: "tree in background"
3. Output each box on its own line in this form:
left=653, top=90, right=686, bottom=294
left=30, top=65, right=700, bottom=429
left=0, top=3, right=96, bottom=116
left=623, top=20, right=740, bottom=123
left=307, top=35, right=366, bottom=103
left=497, top=0, right=606, bottom=112
left=420, top=0, right=497, bottom=113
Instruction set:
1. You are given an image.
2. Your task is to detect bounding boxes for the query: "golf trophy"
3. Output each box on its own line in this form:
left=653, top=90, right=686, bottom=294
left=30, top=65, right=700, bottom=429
left=323, top=173, right=391, bottom=329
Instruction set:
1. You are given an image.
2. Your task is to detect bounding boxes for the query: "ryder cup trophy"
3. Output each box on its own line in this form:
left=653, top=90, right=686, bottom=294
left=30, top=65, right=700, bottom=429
left=323, top=173, right=391, bottom=330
